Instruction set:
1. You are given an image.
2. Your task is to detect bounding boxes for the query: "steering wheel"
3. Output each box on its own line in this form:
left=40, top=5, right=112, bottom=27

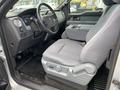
left=37, top=3, right=59, bottom=35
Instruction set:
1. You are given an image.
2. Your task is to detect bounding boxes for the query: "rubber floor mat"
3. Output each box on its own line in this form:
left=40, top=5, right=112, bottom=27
left=88, top=66, right=109, bottom=90
left=19, top=56, right=45, bottom=82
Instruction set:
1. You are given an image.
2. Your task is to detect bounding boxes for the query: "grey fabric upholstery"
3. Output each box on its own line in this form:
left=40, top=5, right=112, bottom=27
left=103, top=0, right=115, bottom=6
left=113, top=0, right=120, bottom=3
left=42, top=2, right=120, bottom=86
left=103, top=0, right=120, bottom=5
left=43, top=39, right=83, bottom=66
left=62, top=24, right=94, bottom=41
left=81, top=5, right=120, bottom=69
left=102, top=6, right=111, bottom=16
left=62, top=0, right=110, bottom=41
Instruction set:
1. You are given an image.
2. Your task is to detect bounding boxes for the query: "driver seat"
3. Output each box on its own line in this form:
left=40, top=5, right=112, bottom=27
left=42, top=0, right=120, bottom=86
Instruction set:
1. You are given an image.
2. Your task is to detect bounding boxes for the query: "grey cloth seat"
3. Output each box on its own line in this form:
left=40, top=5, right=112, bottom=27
left=42, top=0, right=120, bottom=86
left=43, top=39, right=83, bottom=66
left=61, top=0, right=113, bottom=41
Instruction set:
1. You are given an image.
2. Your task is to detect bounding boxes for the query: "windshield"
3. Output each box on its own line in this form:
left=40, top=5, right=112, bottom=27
left=7, top=0, right=64, bottom=16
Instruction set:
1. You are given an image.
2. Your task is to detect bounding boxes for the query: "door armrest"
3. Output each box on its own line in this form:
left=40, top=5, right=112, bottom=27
left=62, top=24, right=94, bottom=41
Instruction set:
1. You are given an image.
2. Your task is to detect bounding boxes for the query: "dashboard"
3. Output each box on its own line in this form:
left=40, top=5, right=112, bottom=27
left=3, top=8, right=65, bottom=55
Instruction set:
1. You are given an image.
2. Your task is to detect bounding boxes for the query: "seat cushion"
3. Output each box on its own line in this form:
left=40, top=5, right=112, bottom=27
left=42, top=39, right=83, bottom=66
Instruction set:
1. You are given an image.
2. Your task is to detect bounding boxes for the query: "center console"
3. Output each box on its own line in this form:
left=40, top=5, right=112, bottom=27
left=62, top=24, right=94, bottom=41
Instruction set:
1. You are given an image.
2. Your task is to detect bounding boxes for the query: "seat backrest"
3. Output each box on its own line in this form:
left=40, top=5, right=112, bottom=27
left=80, top=0, right=120, bottom=69
left=102, top=0, right=114, bottom=16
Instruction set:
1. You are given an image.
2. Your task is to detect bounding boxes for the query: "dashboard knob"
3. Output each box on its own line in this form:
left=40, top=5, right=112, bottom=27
left=13, top=19, right=22, bottom=28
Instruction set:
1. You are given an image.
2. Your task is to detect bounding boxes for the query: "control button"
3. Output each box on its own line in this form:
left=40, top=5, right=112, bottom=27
left=56, top=66, right=62, bottom=72
left=13, top=19, right=22, bottom=28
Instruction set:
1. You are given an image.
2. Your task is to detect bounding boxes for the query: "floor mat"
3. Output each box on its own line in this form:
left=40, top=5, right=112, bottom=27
left=19, top=56, right=45, bottom=83
left=88, top=66, right=109, bottom=90
left=17, top=40, right=56, bottom=84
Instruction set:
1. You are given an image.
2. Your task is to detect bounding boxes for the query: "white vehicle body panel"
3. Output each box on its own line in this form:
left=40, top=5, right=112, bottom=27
left=0, top=39, right=31, bottom=90
left=110, top=51, right=120, bottom=90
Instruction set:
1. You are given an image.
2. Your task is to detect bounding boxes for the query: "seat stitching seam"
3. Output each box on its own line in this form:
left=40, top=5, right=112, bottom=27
left=57, top=44, right=65, bottom=54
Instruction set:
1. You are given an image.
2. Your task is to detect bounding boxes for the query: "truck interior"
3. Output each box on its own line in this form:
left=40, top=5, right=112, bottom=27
left=0, top=0, right=120, bottom=90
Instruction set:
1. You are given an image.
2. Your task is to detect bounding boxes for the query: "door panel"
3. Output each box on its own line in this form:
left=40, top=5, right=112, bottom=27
left=67, top=11, right=102, bottom=25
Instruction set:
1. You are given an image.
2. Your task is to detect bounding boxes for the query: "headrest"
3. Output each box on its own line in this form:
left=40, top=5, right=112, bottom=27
left=103, top=0, right=115, bottom=6
left=103, top=0, right=120, bottom=6
left=113, top=0, right=120, bottom=4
